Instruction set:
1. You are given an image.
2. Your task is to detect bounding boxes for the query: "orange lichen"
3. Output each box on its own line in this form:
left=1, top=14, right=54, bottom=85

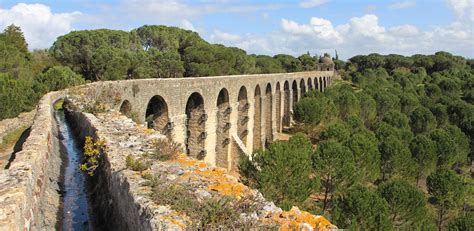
left=161, top=216, right=187, bottom=229
left=269, top=207, right=336, bottom=231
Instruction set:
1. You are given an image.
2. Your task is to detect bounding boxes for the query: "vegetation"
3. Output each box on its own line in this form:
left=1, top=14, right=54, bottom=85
left=0, top=25, right=84, bottom=120
left=240, top=52, right=473, bottom=230
left=2, top=24, right=330, bottom=121
left=80, top=136, right=106, bottom=176
left=0, top=126, right=29, bottom=152
left=125, top=154, right=151, bottom=172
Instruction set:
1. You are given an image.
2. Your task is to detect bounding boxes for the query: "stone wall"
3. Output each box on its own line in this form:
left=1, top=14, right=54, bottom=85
left=0, top=91, right=65, bottom=230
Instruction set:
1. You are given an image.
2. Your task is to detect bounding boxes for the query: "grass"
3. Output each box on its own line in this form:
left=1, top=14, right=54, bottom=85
left=54, top=99, right=64, bottom=110
left=145, top=174, right=270, bottom=229
left=0, top=126, right=29, bottom=152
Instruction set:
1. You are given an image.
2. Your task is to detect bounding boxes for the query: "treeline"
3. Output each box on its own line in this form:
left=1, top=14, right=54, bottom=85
left=0, top=25, right=84, bottom=120
left=1, top=24, right=330, bottom=120
left=241, top=52, right=473, bottom=230
left=50, top=25, right=329, bottom=81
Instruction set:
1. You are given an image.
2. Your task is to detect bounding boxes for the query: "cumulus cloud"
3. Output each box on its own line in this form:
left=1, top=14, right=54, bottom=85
left=213, top=12, right=473, bottom=59
left=210, top=30, right=241, bottom=43
left=446, top=0, right=474, bottom=21
left=388, top=1, right=416, bottom=10
left=121, top=0, right=283, bottom=19
left=180, top=19, right=196, bottom=32
left=0, top=3, right=81, bottom=49
left=281, top=17, right=343, bottom=44
left=299, top=0, right=330, bottom=8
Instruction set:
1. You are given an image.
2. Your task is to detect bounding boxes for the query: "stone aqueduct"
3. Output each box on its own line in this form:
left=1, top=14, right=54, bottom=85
left=114, top=71, right=335, bottom=171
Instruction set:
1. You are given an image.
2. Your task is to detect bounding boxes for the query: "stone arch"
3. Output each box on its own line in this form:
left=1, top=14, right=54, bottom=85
left=283, top=81, right=291, bottom=127
left=323, top=77, right=327, bottom=90
left=231, top=86, right=249, bottom=171
left=145, top=96, right=170, bottom=138
left=307, top=78, right=313, bottom=90
left=319, top=77, right=323, bottom=92
left=253, top=85, right=262, bottom=151
left=185, top=92, right=206, bottom=160
left=275, top=82, right=281, bottom=133
left=216, top=88, right=231, bottom=169
left=300, top=78, right=306, bottom=97
left=264, top=83, right=273, bottom=145
left=314, top=77, right=319, bottom=92
left=292, top=80, right=298, bottom=104
left=120, top=100, right=132, bottom=118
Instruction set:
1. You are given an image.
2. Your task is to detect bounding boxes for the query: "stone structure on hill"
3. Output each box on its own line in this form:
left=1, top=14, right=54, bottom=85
left=0, top=71, right=336, bottom=230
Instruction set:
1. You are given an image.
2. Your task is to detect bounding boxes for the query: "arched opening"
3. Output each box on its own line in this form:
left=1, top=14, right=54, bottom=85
left=292, top=80, right=298, bottom=104
left=253, top=85, right=262, bottom=151
left=145, top=96, right=170, bottom=138
left=283, top=81, right=291, bottom=127
left=300, top=79, right=306, bottom=97
left=185, top=92, right=206, bottom=160
left=323, top=77, right=327, bottom=90
left=275, top=82, right=281, bottom=133
left=232, top=86, right=249, bottom=171
left=216, top=88, right=231, bottom=169
left=319, top=78, right=323, bottom=92
left=314, top=77, right=319, bottom=92
left=265, top=83, right=273, bottom=145
left=120, top=100, right=132, bottom=118
left=307, top=78, right=313, bottom=90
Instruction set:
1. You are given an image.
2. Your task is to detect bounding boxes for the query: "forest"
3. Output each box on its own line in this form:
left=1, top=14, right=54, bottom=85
left=0, top=24, right=328, bottom=120
left=1, top=24, right=473, bottom=230
left=240, top=52, right=473, bottom=230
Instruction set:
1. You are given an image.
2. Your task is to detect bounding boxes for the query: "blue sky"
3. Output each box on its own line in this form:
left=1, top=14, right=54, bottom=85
left=1, top=0, right=473, bottom=59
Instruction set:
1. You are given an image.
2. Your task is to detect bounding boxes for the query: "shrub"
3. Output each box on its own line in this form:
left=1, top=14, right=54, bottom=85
left=80, top=136, right=106, bottom=176
left=126, top=154, right=151, bottom=172
left=147, top=139, right=181, bottom=161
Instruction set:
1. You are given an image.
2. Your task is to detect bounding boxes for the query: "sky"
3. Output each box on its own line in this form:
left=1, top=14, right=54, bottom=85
left=0, top=0, right=473, bottom=59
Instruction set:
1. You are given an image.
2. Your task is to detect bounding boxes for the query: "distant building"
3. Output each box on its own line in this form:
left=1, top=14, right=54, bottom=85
left=317, top=56, right=335, bottom=71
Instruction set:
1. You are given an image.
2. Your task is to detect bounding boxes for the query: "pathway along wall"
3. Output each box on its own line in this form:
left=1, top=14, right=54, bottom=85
left=0, top=91, right=65, bottom=230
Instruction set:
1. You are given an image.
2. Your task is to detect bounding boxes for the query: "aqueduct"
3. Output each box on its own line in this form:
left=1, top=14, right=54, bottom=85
left=117, top=71, right=335, bottom=170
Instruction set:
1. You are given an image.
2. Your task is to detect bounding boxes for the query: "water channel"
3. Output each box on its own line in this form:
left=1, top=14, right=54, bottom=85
left=56, top=109, right=92, bottom=230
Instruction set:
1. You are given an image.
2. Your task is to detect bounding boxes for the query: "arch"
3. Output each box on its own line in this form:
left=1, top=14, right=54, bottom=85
left=253, top=85, right=262, bottom=151
left=185, top=92, right=206, bottom=159
left=231, top=86, right=249, bottom=171
left=307, top=78, right=313, bottom=90
left=319, top=77, right=323, bottom=92
left=145, top=96, right=170, bottom=138
left=275, top=82, right=282, bottom=133
left=292, top=80, right=298, bottom=104
left=300, top=78, right=306, bottom=97
left=216, top=88, right=230, bottom=169
left=120, top=100, right=132, bottom=118
left=283, top=81, right=291, bottom=127
left=314, top=77, right=319, bottom=92
left=323, top=76, right=327, bottom=90
left=264, top=83, right=273, bottom=145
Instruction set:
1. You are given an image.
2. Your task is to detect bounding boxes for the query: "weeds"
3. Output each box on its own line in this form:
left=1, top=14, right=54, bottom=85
left=126, top=154, right=151, bottom=172
left=80, top=136, right=106, bottom=176
left=146, top=139, right=181, bottom=161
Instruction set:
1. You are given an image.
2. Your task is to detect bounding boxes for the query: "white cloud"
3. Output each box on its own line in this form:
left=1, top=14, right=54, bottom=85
left=213, top=12, right=473, bottom=59
left=121, top=0, right=283, bottom=19
left=446, top=0, right=474, bottom=21
left=281, top=17, right=343, bottom=44
left=299, top=0, right=330, bottom=8
left=0, top=3, right=81, bottom=49
left=210, top=30, right=242, bottom=43
left=388, top=1, right=416, bottom=10
left=180, top=19, right=196, bottom=32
